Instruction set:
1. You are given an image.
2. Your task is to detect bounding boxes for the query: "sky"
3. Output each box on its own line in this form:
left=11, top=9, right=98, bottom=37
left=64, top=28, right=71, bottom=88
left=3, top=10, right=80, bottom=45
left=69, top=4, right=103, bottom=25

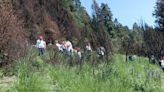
left=80, top=0, right=156, bottom=29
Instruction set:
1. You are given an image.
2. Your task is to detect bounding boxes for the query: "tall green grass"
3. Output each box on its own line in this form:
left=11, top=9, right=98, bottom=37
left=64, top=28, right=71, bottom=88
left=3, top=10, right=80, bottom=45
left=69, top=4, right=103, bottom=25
left=47, top=54, right=161, bottom=92
left=0, top=48, right=162, bottom=92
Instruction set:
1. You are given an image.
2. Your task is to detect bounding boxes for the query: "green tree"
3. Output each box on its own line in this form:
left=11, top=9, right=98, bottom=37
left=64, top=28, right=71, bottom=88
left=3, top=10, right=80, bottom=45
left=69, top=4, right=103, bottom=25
left=131, top=23, right=143, bottom=47
left=154, top=0, right=164, bottom=32
left=73, top=0, right=81, bottom=11
left=91, top=0, right=112, bottom=54
left=100, top=3, right=114, bottom=34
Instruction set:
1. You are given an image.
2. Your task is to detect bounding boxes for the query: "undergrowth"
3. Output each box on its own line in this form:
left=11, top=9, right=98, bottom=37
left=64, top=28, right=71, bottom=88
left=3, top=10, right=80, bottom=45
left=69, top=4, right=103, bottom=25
left=0, top=47, right=162, bottom=92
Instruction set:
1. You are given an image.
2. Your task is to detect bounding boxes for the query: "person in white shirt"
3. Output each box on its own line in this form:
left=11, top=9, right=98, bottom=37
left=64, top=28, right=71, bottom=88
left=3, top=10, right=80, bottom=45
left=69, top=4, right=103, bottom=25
left=36, top=36, right=46, bottom=56
left=64, top=40, right=73, bottom=55
left=86, top=43, right=92, bottom=52
left=96, top=46, right=106, bottom=57
left=76, top=48, right=82, bottom=59
left=160, top=56, right=164, bottom=71
left=55, top=40, right=64, bottom=52
left=73, top=47, right=82, bottom=65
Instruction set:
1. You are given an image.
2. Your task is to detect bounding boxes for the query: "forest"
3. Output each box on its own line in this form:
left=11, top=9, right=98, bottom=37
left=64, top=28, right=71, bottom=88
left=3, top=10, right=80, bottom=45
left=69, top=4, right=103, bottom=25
left=0, top=0, right=164, bottom=92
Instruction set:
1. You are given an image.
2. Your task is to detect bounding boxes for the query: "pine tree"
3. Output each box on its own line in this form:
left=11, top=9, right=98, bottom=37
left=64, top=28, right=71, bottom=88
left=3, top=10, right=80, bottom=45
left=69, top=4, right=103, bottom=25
left=91, top=0, right=112, bottom=55
left=154, top=0, right=164, bottom=31
left=73, top=0, right=81, bottom=11
left=100, top=3, right=114, bottom=34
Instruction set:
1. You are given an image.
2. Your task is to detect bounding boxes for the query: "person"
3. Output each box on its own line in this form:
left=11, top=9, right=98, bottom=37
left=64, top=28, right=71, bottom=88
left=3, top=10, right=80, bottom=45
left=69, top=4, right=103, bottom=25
left=36, top=36, right=46, bottom=56
left=55, top=40, right=64, bottom=52
left=100, top=46, right=105, bottom=56
left=76, top=47, right=82, bottom=66
left=73, top=47, right=82, bottom=65
left=64, top=40, right=73, bottom=56
left=150, top=55, right=156, bottom=64
left=96, top=46, right=106, bottom=58
left=86, top=43, right=92, bottom=53
left=160, top=55, right=164, bottom=71
left=76, top=47, right=82, bottom=59
left=128, top=55, right=136, bottom=61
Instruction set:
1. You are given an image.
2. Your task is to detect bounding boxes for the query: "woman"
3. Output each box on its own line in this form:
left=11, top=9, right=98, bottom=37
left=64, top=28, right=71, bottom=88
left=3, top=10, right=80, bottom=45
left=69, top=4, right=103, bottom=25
left=36, top=36, right=46, bottom=56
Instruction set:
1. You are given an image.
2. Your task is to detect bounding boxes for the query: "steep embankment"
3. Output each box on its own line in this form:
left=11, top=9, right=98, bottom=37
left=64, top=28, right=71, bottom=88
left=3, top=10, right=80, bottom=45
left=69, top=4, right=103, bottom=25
left=12, top=0, right=83, bottom=43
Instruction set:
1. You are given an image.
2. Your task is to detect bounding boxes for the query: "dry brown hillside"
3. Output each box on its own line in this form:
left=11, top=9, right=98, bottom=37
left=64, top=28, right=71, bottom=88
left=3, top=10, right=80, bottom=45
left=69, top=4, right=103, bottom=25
left=12, top=0, right=82, bottom=43
left=0, top=2, right=27, bottom=66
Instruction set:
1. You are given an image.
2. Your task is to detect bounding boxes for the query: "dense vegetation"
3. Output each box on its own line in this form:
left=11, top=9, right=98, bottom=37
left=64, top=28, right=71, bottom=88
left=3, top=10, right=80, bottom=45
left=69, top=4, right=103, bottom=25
left=0, top=0, right=163, bottom=64
left=0, top=0, right=164, bottom=91
left=0, top=0, right=163, bottom=63
left=0, top=48, right=162, bottom=92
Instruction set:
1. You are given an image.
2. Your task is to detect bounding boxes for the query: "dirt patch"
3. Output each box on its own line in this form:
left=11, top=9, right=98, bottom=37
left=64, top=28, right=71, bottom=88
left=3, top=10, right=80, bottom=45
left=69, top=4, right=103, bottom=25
left=0, top=76, right=16, bottom=88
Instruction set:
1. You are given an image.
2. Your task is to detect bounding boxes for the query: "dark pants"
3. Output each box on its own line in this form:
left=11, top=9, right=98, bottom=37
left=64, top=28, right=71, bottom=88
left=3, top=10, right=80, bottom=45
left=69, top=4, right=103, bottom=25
left=38, top=48, right=45, bottom=56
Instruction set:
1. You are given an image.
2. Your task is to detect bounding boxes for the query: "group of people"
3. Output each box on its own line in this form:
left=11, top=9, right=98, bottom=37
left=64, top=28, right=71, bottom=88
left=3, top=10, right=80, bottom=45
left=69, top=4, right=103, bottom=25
left=34, top=35, right=164, bottom=71
left=149, top=53, right=164, bottom=71
left=35, top=36, right=106, bottom=60
left=55, top=39, right=93, bottom=59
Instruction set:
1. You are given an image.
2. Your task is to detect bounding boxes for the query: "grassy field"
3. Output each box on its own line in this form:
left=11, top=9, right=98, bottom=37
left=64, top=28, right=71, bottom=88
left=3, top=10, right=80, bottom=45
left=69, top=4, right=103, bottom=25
left=0, top=49, right=163, bottom=92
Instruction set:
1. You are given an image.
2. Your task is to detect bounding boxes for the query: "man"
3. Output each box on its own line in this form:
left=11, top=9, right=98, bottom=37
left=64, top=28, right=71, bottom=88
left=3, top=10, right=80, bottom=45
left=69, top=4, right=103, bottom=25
left=86, top=43, right=92, bottom=53
left=55, top=40, right=64, bottom=52
left=97, top=46, right=106, bottom=56
left=160, top=56, right=164, bottom=71
left=36, top=36, right=46, bottom=56
left=64, top=40, right=73, bottom=56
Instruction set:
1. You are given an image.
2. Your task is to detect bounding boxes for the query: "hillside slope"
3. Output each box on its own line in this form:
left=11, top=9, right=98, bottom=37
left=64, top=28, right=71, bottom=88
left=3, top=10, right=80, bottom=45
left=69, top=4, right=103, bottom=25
left=12, top=0, right=84, bottom=43
left=0, top=0, right=92, bottom=64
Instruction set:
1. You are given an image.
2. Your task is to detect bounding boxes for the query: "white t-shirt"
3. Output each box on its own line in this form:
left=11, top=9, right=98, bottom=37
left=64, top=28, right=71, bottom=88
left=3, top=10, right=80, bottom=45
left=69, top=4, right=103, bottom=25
left=36, top=39, right=40, bottom=48
left=36, top=39, right=46, bottom=48
left=56, top=43, right=63, bottom=52
left=86, top=45, right=92, bottom=51
left=101, top=51, right=105, bottom=56
left=65, top=41, right=73, bottom=52
left=78, top=52, right=82, bottom=58
left=161, top=60, right=164, bottom=68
